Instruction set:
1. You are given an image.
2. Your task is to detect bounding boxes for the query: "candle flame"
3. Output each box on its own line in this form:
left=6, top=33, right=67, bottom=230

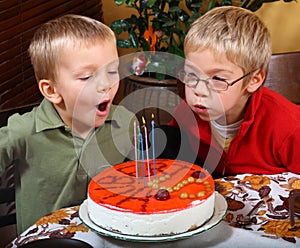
left=142, top=116, right=146, bottom=125
left=151, top=113, right=154, bottom=119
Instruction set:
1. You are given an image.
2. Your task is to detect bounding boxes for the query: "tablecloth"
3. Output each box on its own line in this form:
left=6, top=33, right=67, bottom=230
left=9, top=172, right=300, bottom=247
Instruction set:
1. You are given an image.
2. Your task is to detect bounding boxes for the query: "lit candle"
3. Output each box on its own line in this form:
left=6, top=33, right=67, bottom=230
left=151, top=114, right=157, bottom=178
left=139, top=128, right=146, bottom=187
left=137, top=126, right=141, bottom=183
left=134, top=120, right=138, bottom=179
left=142, top=116, right=150, bottom=179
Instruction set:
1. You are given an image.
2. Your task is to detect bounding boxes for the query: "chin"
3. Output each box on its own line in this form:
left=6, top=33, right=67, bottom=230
left=94, top=118, right=106, bottom=128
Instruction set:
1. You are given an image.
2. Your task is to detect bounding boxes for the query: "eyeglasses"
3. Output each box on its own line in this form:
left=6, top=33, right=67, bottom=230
left=178, top=69, right=254, bottom=92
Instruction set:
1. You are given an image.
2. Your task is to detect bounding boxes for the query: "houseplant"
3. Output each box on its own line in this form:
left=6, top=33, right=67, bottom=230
left=110, top=0, right=292, bottom=125
left=110, top=0, right=285, bottom=77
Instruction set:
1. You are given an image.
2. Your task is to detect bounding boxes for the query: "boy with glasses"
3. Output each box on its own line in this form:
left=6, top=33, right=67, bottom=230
left=169, top=6, right=300, bottom=177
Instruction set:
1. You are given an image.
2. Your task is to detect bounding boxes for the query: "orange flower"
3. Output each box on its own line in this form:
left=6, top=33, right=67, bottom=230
left=144, top=26, right=157, bottom=53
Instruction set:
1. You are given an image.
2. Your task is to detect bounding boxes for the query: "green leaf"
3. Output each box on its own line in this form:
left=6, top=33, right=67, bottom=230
left=129, top=32, right=139, bottom=49
left=188, top=12, right=201, bottom=24
left=147, top=0, right=158, bottom=8
left=168, top=6, right=181, bottom=12
left=219, top=0, right=232, bottom=6
left=140, top=0, right=157, bottom=8
left=114, top=0, right=127, bottom=6
left=245, top=0, right=268, bottom=11
left=141, top=39, right=150, bottom=51
left=206, top=0, right=216, bottom=11
left=162, top=20, right=176, bottom=27
left=116, top=38, right=132, bottom=48
left=177, top=9, right=189, bottom=22
left=241, top=0, right=251, bottom=8
left=110, top=20, right=131, bottom=32
left=191, top=2, right=204, bottom=8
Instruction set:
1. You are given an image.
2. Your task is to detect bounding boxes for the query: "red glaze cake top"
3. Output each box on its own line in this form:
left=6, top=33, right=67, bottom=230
left=88, top=159, right=214, bottom=214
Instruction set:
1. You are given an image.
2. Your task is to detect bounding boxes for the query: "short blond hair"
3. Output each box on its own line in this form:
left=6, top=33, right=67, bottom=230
left=184, top=6, right=272, bottom=73
left=29, top=14, right=116, bottom=82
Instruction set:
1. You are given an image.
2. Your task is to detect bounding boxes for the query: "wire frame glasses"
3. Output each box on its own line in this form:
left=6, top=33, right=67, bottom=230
left=178, top=70, right=254, bottom=92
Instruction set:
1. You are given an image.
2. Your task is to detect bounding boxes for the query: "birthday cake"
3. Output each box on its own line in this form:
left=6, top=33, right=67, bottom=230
left=87, top=159, right=215, bottom=236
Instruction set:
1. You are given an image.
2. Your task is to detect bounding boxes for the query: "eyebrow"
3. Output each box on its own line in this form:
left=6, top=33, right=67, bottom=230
left=184, top=63, right=198, bottom=71
left=184, top=63, right=235, bottom=78
left=106, top=60, right=119, bottom=69
left=184, top=64, right=207, bottom=77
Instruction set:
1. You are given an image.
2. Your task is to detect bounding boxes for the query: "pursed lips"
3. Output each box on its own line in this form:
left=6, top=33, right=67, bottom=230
left=194, top=104, right=207, bottom=110
left=194, top=104, right=208, bottom=114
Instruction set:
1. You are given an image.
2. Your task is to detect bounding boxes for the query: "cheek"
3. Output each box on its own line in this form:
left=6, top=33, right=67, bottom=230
left=185, top=87, right=194, bottom=100
left=216, top=94, right=234, bottom=112
left=68, top=85, right=93, bottom=110
left=111, top=83, right=119, bottom=97
left=184, top=87, right=194, bottom=106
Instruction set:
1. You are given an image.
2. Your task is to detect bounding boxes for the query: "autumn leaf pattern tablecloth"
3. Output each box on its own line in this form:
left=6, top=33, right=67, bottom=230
left=215, top=172, right=300, bottom=244
left=9, top=172, right=300, bottom=247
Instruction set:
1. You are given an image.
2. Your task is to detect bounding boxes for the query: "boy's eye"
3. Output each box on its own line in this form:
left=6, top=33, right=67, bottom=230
left=187, top=72, right=197, bottom=78
left=212, top=75, right=227, bottom=82
left=79, top=75, right=92, bottom=81
left=107, top=70, right=120, bottom=81
left=107, top=70, right=118, bottom=75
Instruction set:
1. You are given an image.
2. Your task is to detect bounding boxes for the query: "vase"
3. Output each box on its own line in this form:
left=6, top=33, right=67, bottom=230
left=119, top=74, right=183, bottom=128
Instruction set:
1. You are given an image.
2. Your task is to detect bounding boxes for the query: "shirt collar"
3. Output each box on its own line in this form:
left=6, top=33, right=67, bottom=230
left=105, top=104, right=121, bottom=128
left=242, top=88, right=262, bottom=122
left=237, top=88, right=262, bottom=136
left=35, top=99, right=66, bottom=133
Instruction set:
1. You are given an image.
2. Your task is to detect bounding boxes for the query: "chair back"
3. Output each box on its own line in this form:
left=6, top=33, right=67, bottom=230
left=264, top=51, right=300, bottom=104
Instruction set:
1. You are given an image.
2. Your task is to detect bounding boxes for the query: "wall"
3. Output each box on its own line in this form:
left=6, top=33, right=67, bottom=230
left=103, top=1, right=300, bottom=54
left=256, top=1, right=300, bottom=54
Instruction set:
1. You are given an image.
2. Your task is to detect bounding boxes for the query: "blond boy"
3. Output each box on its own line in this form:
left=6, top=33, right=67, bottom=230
left=0, top=15, right=135, bottom=233
left=170, top=7, right=300, bottom=176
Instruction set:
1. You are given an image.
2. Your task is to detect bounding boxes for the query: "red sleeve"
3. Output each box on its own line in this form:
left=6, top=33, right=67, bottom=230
left=279, top=125, right=300, bottom=174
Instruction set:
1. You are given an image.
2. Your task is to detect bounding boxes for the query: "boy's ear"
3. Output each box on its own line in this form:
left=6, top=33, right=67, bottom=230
left=247, top=69, right=266, bottom=93
left=38, top=79, right=62, bottom=104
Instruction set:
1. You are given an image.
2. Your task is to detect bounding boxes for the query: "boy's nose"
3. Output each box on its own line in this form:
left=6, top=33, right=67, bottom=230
left=97, top=85, right=111, bottom=95
left=194, top=80, right=210, bottom=96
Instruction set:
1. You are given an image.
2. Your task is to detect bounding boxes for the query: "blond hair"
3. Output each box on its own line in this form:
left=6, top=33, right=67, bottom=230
left=29, top=14, right=116, bottom=82
left=184, top=6, right=272, bottom=73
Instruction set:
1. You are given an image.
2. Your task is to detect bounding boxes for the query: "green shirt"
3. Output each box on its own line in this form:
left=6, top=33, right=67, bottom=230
left=0, top=99, right=136, bottom=234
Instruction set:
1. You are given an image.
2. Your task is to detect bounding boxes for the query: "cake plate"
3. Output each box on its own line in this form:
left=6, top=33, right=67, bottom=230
left=79, top=192, right=227, bottom=242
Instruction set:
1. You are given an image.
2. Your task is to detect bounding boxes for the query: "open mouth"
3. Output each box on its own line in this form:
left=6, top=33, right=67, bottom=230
left=195, top=104, right=207, bottom=110
left=97, top=101, right=109, bottom=112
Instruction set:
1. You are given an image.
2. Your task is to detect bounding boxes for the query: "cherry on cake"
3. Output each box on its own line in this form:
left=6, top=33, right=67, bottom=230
left=87, top=159, right=215, bottom=236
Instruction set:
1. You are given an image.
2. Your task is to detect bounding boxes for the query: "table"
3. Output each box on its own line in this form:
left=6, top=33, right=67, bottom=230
left=10, top=172, right=300, bottom=248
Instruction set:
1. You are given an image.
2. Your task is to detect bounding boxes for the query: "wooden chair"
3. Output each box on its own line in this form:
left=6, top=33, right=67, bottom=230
left=264, top=51, right=300, bottom=104
left=0, top=102, right=39, bottom=246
